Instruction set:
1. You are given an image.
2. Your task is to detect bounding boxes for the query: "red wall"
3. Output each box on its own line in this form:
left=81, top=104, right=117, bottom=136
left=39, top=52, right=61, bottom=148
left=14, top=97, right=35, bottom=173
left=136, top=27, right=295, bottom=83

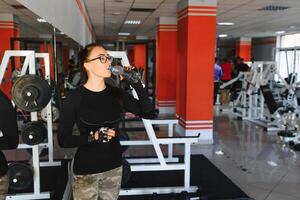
left=133, top=44, right=146, bottom=71
left=0, top=21, right=20, bottom=98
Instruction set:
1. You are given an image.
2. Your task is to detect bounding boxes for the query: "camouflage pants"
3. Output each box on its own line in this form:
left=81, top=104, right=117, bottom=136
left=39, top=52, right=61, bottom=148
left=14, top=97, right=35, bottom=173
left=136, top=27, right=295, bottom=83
left=73, top=166, right=122, bottom=200
left=0, top=175, right=8, bottom=200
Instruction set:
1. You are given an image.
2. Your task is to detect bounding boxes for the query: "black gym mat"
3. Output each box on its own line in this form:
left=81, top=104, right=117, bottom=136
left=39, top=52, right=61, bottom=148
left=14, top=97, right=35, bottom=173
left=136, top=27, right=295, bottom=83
left=8, top=155, right=250, bottom=200
left=119, top=155, right=249, bottom=200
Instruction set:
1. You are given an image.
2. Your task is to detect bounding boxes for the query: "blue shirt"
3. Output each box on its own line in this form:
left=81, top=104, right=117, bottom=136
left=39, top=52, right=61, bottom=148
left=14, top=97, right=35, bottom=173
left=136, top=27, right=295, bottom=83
left=214, top=63, right=223, bottom=81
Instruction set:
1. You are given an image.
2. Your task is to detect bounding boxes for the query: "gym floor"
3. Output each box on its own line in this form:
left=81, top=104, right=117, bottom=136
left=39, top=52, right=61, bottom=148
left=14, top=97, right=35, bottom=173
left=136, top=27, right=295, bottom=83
left=120, top=109, right=300, bottom=200
left=210, top=107, right=300, bottom=200
left=3, top=108, right=300, bottom=200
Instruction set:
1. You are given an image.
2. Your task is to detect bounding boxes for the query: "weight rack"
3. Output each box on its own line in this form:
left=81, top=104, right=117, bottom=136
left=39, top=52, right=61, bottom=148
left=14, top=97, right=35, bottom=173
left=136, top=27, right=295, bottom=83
left=0, top=50, right=60, bottom=199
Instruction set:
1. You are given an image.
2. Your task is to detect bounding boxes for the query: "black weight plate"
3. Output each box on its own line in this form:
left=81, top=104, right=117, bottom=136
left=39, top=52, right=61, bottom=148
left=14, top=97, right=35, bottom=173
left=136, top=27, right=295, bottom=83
left=122, top=159, right=131, bottom=187
left=22, top=121, right=47, bottom=145
left=12, top=75, right=51, bottom=112
left=8, top=163, right=33, bottom=191
left=33, top=121, right=48, bottom=143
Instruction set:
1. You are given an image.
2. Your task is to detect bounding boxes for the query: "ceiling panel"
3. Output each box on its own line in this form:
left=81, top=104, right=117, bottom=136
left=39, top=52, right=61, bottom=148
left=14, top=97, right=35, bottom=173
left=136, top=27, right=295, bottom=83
left=0, top=0, right=63, bottom=39
left=216, top=0, right=300, bottom=38
left=2, top=0, right=300, bottom=40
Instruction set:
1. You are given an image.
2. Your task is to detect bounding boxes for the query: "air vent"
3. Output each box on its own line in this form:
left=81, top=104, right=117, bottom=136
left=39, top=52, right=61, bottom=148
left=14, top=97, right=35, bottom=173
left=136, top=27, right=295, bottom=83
left=258, top=5, right=290, bottom=11
left=130, top=8, right=156, bottom=12
left=11, top=5, right=26, bottom=9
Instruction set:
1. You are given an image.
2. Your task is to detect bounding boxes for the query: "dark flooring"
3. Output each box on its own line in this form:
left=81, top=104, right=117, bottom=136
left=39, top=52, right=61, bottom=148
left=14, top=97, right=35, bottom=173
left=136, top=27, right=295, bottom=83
left=8, top=155, right=249, bottom=200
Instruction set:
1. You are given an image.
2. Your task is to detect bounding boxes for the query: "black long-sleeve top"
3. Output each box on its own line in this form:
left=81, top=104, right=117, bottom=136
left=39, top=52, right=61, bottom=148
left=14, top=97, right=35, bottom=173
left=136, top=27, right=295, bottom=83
left=0, top=90, right=19, bottom=177
left=58, top=81, right=153, bottom=175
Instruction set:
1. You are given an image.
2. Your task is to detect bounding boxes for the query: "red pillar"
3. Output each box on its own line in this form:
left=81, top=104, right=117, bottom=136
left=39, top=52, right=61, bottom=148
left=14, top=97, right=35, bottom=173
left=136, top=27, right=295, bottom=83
left=133, top=44, right=146, bottom=75
left=156, top=17, right=177, bottom=114
left=236, top=37, right=252, bottom=61
left=176, top=0, right=216, bottom=143
left=0, top=14, right=20, bottom=99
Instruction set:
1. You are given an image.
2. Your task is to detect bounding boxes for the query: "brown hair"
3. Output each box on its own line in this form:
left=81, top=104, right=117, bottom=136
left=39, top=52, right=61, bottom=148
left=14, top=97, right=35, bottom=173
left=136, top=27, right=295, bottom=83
left=78, top=43, right=104, bottom=84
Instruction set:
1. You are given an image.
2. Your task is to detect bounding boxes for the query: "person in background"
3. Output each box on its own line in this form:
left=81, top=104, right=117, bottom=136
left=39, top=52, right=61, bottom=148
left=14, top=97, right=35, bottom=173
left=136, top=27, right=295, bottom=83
left=220, top=58, right=232, bottom=105
left=231, top=57, right=250, bottom=101
left=235, top=57, right=250, bottom=74
left=231, top=56, right=240, bottom=79
left=214, top=58, right=223, bottom=105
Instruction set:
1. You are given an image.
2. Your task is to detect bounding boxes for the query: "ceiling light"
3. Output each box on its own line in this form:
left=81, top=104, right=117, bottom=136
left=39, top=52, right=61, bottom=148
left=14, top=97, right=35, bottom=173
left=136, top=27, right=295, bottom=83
left=289, top=25, right=296, bottom=29
left=218, top=34, right=228, bottom=38
left=118, top=32, right=130, bottom=36
left=112, top=12, right=121, bottom=16
left=217, top=22, right=234, bottom=26
left=276, top=31, right=286, bottom=34
left=37, top=18, right=46, bottom=23
left=124, top=20, right=141, bottom=25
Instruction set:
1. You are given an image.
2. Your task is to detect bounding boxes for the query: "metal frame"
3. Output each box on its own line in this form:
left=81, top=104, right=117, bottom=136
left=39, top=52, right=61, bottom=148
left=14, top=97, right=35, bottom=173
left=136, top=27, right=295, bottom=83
left=121, top=88, right=198, bottom=195
left=220, top=61, right=300, bottom=132
left=120, top=119, right=198, bottom=195
left=0, top=50, right=59, bottom=199
left=112, top=52, right=198, bottom=195
left=11, top=52, right=61, bottom=167
left=245, top=62, right=300, bottom=131
left=10, top=37, right=64, bottom=80
left=125, top=119, right=179, bottom=164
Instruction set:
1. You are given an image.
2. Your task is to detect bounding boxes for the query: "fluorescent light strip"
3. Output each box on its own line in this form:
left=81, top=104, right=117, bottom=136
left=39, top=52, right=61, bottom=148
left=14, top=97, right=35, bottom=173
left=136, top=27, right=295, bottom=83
left=218, top=34, right=228, bottom=38
left=124, top=20, right=141, bottom=25
left=118, top=32, right=130, bottom=36
left=37, top=18, right=46, bottom=23
left=217, top=22, right=234, bottom=26
left=276, top=31, right=286, bottom=34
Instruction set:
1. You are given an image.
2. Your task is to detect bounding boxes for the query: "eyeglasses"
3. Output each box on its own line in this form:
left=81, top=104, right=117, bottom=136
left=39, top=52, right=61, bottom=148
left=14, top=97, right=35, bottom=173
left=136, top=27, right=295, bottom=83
left=86, top=54, right=113, bottom=63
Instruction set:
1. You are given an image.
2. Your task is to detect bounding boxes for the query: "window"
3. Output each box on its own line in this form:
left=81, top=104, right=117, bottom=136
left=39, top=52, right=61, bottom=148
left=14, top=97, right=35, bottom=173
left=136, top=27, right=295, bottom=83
left=276, top=33, right=300, bottom=81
